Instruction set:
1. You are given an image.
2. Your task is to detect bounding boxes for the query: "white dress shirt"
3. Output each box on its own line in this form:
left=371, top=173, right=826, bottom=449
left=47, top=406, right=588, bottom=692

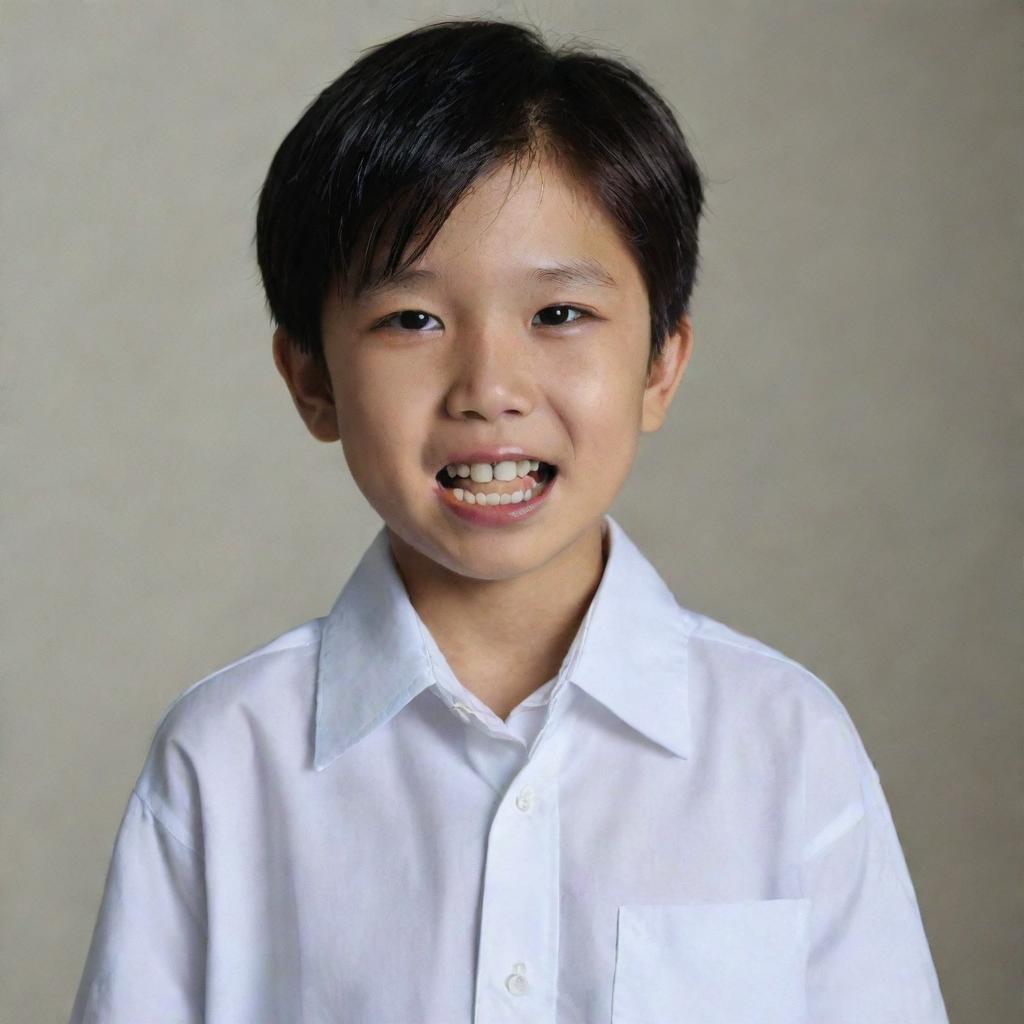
left=70, top=513, right=949, bottom=1023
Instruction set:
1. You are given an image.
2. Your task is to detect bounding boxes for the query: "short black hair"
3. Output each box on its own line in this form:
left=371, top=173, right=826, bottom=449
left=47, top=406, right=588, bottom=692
left=254, top=17, right=706, bottom=376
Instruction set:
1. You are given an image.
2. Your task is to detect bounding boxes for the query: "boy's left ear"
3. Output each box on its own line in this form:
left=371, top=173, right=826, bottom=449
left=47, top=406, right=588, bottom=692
left=641, top=314, right=694, bottom=433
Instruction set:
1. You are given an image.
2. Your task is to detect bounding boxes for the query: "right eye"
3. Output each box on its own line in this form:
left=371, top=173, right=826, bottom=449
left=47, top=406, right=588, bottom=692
left=373, top=310, right=442, bottom=332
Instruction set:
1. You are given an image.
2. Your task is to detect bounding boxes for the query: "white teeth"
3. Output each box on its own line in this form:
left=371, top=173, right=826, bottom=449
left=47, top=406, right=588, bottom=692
left=442, top=457, right=553, bottom=507
left=451, top=480, right=545, bottom=505
left=444, top=459, right=546, bottom=480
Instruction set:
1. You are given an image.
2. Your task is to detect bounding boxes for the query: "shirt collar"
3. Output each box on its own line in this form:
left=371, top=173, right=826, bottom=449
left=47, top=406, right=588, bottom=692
left=314, top=513, right=695, bottom=771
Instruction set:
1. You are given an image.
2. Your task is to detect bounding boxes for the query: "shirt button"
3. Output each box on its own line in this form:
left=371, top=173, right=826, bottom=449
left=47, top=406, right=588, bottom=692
left=515, top=785, right=534, bottom=812
left=505, top=962, right=528, bottom=996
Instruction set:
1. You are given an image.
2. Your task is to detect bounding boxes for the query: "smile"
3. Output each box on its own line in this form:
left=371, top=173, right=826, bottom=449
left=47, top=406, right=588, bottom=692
left=435, top=459, right=557, bottom=500
left=434, top=462, right=558, bottom=524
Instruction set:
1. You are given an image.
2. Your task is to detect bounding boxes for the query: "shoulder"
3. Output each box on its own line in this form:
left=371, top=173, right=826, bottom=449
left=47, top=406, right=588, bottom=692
left=131, top=617, right=323, bottom=845
left=683, top=608, right=878, bottom=779
left=682, top=608, right=884, bottom=848
left=150, top=618, right=321, bottom=740
left=686, top=610, right=845, bottom=708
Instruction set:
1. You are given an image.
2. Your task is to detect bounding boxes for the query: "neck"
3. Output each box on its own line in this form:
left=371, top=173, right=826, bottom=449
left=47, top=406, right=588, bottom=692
left=387, top=520, right=608, bottom=720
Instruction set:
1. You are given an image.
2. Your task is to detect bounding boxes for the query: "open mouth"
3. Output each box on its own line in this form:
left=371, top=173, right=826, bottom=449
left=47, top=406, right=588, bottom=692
left=435, top=460, right=558, bottom=490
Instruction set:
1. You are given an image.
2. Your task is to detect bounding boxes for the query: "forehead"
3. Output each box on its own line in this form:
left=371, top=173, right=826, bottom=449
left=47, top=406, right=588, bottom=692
left=343, top=155, right=646, bottom=305
left=430, top=157, right=632, bottom=267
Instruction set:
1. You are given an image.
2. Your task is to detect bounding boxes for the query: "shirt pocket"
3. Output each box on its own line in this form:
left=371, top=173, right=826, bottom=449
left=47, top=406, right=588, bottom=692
left=610, top=897, right=811, bottom=1024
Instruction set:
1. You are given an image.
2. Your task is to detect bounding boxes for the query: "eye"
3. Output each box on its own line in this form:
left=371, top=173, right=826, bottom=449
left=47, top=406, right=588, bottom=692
left=532, top=305, right=592, bottom=328
left=372, top=310, right=442, bottom=332
left=372, top=304, right=594, bottom=333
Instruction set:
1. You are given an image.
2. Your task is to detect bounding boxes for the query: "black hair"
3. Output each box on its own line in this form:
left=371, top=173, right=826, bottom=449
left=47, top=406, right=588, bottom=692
left=254, top=17, right=706, bottom=377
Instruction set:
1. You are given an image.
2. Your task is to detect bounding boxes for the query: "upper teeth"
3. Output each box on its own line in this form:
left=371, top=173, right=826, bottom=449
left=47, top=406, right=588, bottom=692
left=445, top=459, right=540, bottom=482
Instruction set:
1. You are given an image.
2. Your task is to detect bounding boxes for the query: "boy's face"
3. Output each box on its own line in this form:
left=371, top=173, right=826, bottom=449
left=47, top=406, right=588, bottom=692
left=273, top=156, right=692, bottom=581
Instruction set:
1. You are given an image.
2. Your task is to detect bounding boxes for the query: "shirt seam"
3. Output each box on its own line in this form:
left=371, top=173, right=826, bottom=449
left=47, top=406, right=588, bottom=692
left=691, top=631, right=817, bottom=674
left=131, top=788, right=201, bottom=858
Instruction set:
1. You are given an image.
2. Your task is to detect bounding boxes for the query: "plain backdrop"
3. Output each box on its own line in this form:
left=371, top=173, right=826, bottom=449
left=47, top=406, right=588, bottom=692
left=2, top=1, right=1020, bottom=1020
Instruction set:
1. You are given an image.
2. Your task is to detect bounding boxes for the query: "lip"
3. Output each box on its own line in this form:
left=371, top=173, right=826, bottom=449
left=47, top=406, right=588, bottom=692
left=437, top=447, right=553, bottom=469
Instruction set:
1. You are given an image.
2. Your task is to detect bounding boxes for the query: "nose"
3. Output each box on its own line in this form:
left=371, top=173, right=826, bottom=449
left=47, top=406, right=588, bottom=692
left=442, top=321, right=537, bottom=422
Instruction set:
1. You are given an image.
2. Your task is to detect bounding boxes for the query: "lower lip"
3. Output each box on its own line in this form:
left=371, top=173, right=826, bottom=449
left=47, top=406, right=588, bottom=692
left=434, top=472, right=557, bottom=526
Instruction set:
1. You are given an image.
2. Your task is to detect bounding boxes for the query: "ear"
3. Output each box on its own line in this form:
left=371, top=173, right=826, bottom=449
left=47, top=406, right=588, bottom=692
left=272, top=327, right=340, bottom=443
left=641, top=314, right=694, bottom=433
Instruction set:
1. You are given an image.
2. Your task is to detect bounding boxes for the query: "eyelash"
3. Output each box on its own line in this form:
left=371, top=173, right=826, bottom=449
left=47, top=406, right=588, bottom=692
left=371, top=304, right=595, bottom=332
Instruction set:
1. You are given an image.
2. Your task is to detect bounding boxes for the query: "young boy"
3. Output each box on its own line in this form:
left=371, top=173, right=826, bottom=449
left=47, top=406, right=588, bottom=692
left=70, top=17, right=949, bottom=1024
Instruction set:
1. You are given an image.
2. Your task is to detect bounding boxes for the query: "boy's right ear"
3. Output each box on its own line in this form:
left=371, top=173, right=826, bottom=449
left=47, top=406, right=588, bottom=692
left=271, top=327, right=340, bottom=443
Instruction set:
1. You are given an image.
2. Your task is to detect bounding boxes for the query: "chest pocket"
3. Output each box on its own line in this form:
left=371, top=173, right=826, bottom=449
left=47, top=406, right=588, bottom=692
left=610, top=897, right=811, bottom=1024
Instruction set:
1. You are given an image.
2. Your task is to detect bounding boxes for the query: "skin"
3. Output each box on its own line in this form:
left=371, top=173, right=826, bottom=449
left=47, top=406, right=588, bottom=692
left=272, top=154, right=693, bottom=721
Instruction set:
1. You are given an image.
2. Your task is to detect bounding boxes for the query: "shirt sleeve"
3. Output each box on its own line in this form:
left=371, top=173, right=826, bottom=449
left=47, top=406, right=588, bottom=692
left=68, top=788, right=206, bottom=1024
left=800, top=707, right=950, bottom=1023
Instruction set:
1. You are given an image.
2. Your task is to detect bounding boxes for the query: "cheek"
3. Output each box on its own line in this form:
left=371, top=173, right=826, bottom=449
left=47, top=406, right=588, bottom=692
left=559, top=353, right=646, bottom=443
left=336, top=370, right=433, bottom=477
left=551, top=389, right=640, bottom=506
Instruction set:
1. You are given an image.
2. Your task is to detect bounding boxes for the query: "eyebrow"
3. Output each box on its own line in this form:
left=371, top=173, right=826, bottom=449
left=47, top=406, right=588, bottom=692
left=532, top=258, right=619, bottom=290
left=355, top=257, right=618, bottom=302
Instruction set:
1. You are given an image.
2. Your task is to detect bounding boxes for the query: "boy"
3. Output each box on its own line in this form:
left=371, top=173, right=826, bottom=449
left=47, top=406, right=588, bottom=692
left=70, top=17, right=949, bottom=1024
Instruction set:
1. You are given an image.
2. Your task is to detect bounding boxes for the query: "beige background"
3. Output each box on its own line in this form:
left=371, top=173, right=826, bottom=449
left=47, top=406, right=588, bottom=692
left=2, top=1, right=1020, bottom=1019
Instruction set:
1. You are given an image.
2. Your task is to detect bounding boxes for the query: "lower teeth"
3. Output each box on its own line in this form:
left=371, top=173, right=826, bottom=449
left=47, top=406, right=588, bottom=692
left=450, top=477, right=547, bottom=506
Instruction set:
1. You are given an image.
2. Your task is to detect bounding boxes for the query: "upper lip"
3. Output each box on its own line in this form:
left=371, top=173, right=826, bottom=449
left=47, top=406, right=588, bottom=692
left=438, top=447, right=554, bottom=469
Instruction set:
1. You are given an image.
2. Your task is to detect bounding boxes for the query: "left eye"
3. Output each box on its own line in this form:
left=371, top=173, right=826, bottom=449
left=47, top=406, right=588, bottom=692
left=372, top=305, right=592, bottom=332
left=533, top=305, right=591, bottom=327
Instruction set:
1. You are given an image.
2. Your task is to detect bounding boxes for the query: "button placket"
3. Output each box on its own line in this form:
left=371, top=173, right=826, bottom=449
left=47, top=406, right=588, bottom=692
left=472, top=727, right=569, bottom=1024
